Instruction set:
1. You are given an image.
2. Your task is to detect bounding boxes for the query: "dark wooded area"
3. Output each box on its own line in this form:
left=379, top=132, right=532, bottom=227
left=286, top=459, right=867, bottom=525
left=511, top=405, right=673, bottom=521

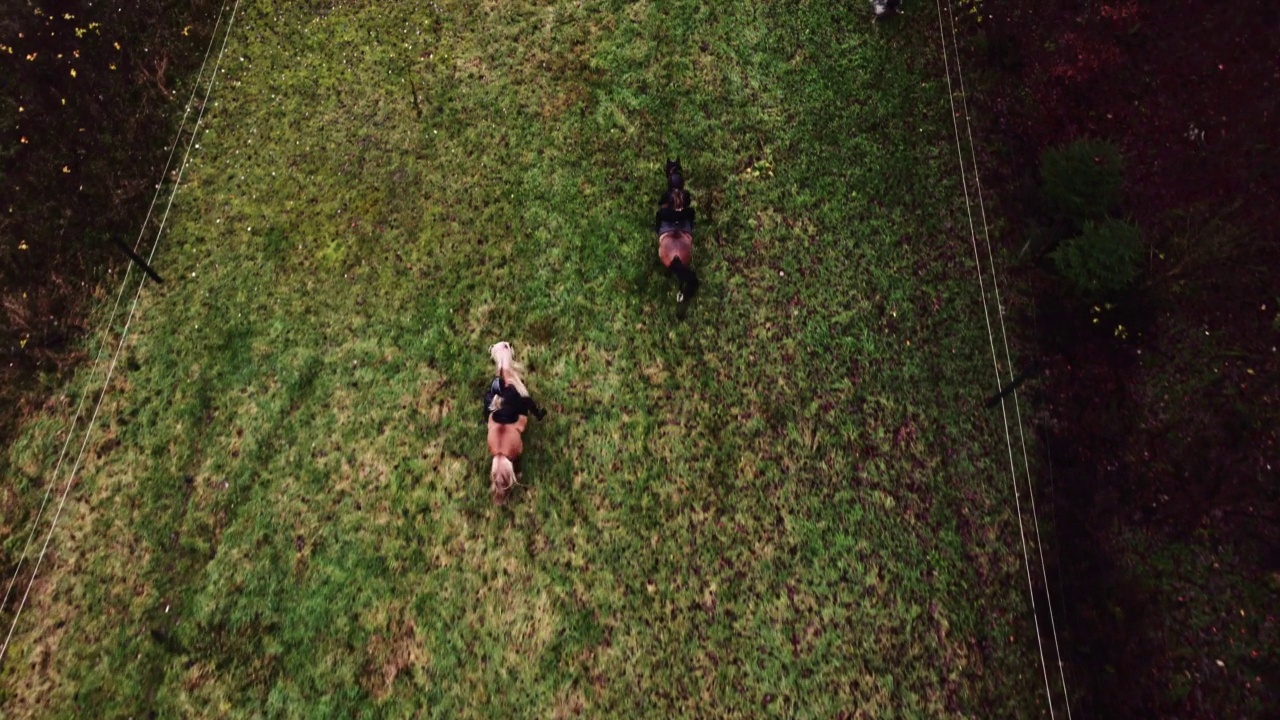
left=1, top=0, right=220, bottom=445
left=970, top=0, right=1279, bottom=715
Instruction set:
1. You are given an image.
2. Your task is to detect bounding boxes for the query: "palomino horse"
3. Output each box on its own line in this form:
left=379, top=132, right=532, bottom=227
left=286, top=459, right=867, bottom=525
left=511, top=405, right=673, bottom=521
left=656, top=159, right=699, bottom=303
left=484, top=341, right=546, bottom=505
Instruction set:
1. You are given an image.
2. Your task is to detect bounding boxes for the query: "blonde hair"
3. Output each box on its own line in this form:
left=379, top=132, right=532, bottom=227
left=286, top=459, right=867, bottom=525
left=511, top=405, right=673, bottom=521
left=491, top=455, right=517, bottom=505
left=490, top=341, right=530, bottom=398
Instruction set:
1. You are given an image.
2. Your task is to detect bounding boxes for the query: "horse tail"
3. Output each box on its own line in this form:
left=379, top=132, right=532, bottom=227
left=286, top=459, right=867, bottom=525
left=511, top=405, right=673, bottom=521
left=491, top=455, right=517, bottom=505
left=669, top=257, right=699, bottom=300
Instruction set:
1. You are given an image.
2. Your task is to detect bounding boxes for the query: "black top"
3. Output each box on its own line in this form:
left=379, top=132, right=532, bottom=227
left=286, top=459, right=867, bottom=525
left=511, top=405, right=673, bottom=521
left=655, top=205, right=696, bottom=234
left=484, top=377, right=545, bottom=424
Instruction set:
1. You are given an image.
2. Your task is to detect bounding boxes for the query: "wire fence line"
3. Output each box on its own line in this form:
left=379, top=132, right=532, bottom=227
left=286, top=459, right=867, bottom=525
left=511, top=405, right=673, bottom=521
left=931, top=0, right=1073, bottom=716
left=0, top=0, right=242, bottom=668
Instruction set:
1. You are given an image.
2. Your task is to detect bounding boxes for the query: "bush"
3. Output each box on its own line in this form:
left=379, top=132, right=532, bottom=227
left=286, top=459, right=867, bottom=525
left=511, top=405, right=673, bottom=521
left=1040, top=139, right=1124, bottom=228
left=1051, top=218, right=1144, bottom=297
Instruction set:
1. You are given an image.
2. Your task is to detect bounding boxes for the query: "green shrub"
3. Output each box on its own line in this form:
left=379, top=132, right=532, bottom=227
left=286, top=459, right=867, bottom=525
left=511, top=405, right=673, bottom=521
left=1051, top=218, right=1144, bottom=297
left=1040, top=139, right=1124, bottom=228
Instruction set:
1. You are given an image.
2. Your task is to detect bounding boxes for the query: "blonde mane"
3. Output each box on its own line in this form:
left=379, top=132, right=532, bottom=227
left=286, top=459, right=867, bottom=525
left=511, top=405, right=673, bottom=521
left=497, top=356, right=530, bottom=398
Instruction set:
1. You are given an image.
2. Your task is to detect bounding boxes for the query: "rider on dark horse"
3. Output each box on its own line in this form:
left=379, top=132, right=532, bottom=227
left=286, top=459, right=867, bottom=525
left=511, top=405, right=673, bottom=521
left=655, top=160, right=699, bottom=303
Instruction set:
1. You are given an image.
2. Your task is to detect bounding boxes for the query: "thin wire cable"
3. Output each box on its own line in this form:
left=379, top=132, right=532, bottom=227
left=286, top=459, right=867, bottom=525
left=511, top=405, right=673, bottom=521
left=932, top=0, right=1056, bottom=714
left=0, top=0, right=242, bottom=665
left=0, top=0, right=229, bottom=620
left=942, top=3, right=1072, bottom=715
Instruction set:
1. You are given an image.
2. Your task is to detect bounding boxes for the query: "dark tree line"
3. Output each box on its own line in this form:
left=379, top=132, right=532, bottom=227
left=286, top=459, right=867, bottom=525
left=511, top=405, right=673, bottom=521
left=0, top=0, right=221, bottom=443
left=972, top=0, right=1280, bottom=715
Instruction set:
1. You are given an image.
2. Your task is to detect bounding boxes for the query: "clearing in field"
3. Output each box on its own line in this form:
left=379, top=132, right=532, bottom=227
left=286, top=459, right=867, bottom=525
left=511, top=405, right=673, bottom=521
left=2, top=1, right=1053, bottom=716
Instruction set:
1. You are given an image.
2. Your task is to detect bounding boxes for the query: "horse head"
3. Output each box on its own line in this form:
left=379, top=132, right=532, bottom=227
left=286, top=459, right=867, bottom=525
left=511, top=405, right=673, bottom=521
left=665, top=159, right=684, bottom=189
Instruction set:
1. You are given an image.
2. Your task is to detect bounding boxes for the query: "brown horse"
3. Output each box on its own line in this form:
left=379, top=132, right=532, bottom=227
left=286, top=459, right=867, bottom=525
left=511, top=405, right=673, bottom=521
left=656, top=160, right=699, bottom=302
left=484, top=341, right=545, bottom=505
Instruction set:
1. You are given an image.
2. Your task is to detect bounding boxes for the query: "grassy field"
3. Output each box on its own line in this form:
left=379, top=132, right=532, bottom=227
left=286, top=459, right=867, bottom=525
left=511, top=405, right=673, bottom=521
left=2, top=0, right=1051, bottom=716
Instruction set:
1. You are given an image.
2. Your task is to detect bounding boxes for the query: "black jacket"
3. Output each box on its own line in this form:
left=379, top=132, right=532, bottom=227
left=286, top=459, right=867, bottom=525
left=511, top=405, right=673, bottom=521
left=655, top=205, right=696, bottom=234
left=484, top=377, right=545, bottom=424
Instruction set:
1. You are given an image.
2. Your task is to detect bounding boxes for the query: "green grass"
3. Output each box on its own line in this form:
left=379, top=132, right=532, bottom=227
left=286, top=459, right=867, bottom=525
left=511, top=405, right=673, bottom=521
left=3, top=1, right=1050, bottom=716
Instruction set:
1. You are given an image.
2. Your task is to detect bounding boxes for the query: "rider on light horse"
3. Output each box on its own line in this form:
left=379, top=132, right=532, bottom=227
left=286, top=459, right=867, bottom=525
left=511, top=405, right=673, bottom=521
left=484, top=341, right=546, bottom=505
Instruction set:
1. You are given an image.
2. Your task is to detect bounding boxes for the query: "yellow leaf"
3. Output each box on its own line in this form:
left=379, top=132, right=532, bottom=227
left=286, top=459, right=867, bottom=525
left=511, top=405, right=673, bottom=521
left=109, top=63, right=117, bottom=70
left=113, top=41, right=120, bottom=50
left=18, top=241, right=29, bottom=250
left=17, top=106, right=23, bottom=112
left=20, top=337, right=28, bottom=349
left=62, top=166, right=70, bottom=173
left=70, top=67, right=76, bottom=77
left=182, top=25, right=191, bottom=36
